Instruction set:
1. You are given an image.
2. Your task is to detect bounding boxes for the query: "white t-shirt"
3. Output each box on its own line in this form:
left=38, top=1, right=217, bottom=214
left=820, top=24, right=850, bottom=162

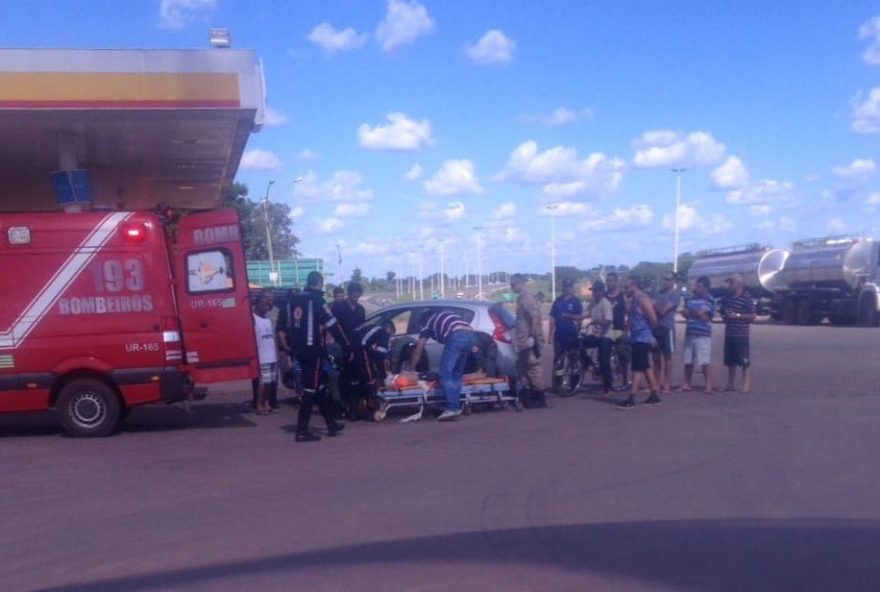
left=589, top=299, right=613, bottom=338
left=253, top=313, right=277, bottom=365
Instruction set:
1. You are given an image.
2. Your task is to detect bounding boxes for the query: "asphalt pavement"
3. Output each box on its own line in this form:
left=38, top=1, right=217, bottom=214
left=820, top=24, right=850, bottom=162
left=2, top=322, right=879, bottom=591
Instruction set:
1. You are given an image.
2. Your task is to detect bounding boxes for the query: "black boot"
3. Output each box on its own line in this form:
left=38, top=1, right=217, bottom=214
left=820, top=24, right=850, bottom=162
left=534, top=390, right=548, bottom=408
left=327, top=421, right=345, bottom=437
left=520, top=388, right=534, bottom=409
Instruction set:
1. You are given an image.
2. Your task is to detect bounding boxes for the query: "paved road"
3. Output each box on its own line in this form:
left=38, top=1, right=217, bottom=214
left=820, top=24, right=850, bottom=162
left=2, top=323, right=879, bottom=591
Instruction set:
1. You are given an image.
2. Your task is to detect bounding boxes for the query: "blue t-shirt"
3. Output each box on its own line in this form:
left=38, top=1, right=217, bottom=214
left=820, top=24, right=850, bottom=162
left=550, top=295, right=583, bottom=347
left=685, top=296, right=716, bottom=337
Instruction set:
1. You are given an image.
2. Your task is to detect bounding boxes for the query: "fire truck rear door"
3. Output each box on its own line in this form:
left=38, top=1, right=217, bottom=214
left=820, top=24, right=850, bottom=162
left=174, top=210, right=257, bottom=383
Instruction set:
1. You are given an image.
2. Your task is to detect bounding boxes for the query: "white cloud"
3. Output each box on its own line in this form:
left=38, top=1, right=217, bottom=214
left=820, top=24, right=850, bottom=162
left=662, top=203, right=732, bottom=236
left=465, top=29, right=516, bottom=66
left=780, top=216, right=796, bottom=232
left=307, top=23, right=368, bottom=53
left=358, top=112, right=435, bottom=151
left=375, top=0, right=435, bottom=52
left=632, top=130, right=727, bottom=169
left=832, top=158, right=876, bottom=181
left=726, top=179, right=794, bottom=205
left=316, top=217, right=344, bottom=234
left=827, top=217, right=847, bottom=233
left=289, top=205, right=305, bottom=220
left=860, top=16, right=880, bottom=66
left=865, top=192, right=880, bottom=213
left=498, top=140, right=625, bottom=199
left=240, top=148, right=282, bottom=171
left=335, top=203, right=371, bottom=217
left=403, top=163, right=423, bottom=181
left=443, top=201, right=467, bottom=221
left=424, top=159, right=484, bottom=196
left=852, top=88, right=880, bottom=134
left=711, top=156, right=750, bottom=190
left=350, top=241, right=391, bottom=256
left=524, top=106, right=593, bottom=127
left=158, top=0, right=216, bottom=29
left=546, top=201, right=593, bottom=217
left=263, top=106, right=288, bottom=127
left=293, top=170, right=374, bottom=202
left=747, top=205, right=772, bottom=217
left=503, top=226, right=522, bottom=242
left=492, top=202, right=517, bottom=219
left=296, top=149, right=319, bottom=161
left=581, top=204, right=654, bottom=232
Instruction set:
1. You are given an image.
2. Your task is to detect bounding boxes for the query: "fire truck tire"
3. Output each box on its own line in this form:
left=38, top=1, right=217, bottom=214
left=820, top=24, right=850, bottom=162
left=56, top=378, right=122, bottom=438
left=858, top=295, right=878, bottom=327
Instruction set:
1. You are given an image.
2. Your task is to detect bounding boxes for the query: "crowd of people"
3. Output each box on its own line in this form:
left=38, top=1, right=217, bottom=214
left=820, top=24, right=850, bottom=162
left=251, top=268, right=758, bottom=442
left=548, top=272, right=757, bottom=410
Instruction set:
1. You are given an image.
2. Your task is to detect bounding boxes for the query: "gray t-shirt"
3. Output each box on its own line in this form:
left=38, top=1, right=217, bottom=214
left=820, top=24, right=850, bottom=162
left=654, top=289, right=681, bottom=329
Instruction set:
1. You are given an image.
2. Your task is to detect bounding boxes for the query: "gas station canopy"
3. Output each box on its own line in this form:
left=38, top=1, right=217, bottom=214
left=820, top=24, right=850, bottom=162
left=0, top=48, right=265, bottom=212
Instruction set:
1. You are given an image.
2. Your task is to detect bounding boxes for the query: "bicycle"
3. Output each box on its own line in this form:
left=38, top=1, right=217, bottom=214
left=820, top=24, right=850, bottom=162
left=554, top=329, right=630, bottom=396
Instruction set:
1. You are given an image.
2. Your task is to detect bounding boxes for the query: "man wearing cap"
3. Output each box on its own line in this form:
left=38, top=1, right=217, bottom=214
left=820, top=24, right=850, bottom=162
left=549, top=278, right=584, bottom=391
left=721, top=273, right=756, bottom=393
left=511, top=274, right=547, bottom=408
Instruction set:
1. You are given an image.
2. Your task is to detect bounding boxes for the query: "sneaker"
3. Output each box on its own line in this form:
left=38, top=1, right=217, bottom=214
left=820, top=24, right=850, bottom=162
left=645, top=393, right=662, bottom=405
left=327, top=422, right=345, bottom=437
left=615, top=397, right=636, bottom=410
left=437, top=409, right=462, bottom=422
left=295, top=432, right=321, bottom=443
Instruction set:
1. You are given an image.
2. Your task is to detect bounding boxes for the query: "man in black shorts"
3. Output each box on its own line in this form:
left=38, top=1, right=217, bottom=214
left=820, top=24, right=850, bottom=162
left=721, top=273, right=756, bottom=393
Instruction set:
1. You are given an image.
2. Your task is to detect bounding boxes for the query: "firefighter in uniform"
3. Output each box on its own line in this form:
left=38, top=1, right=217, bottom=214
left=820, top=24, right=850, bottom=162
left=348, top=320, right=396, bottom=419
left=278, top=271, right=350, bottom=442
left=510, top=273, right=547, bottom=408
left=331, top=282, right=367, bottom=419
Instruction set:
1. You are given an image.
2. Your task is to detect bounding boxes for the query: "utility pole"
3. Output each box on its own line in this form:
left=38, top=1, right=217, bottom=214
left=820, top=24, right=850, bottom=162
left=261, top=180, right=277, bottom=286
left=473, top=226, right=484, bottom=300
left=671, top=168, right=686, bottom=274
left=546, top=203, right=559, bottom=302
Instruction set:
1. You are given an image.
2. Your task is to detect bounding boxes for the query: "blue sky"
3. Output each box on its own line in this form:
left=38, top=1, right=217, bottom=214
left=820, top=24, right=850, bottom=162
left=3, top=1, right=880, bottom=279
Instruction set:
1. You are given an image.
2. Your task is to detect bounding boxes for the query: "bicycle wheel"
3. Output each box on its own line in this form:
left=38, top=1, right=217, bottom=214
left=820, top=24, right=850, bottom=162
left=610, top=343, right=630, bottom=391
left=555, top=351, right=583, bottom=396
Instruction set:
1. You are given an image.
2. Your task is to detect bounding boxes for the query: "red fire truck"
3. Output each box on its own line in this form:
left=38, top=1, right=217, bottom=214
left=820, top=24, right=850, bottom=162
left=0, top=208, right=257, bottom=436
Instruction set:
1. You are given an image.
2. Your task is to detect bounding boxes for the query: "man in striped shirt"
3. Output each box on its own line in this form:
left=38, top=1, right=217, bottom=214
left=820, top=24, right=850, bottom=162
left=410, top=310, right=475, bottom=421
left=679, top=275, right=716, bottom=393
left=721, top=273, right=756, bottom=393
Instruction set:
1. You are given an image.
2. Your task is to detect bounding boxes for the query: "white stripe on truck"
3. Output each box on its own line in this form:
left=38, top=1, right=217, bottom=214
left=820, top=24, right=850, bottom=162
left=0, top=212, right=133, bottom=350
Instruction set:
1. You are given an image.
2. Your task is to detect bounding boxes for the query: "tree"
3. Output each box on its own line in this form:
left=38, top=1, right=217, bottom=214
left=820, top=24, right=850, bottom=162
left=350, top=268, right=363, bottom=284
left=224, top=182, right=299, bottom=260
left=386, top=271, right=396, bottom=283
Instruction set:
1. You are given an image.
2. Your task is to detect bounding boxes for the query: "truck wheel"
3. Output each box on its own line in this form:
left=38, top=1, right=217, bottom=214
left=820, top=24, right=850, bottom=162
left=781, top=299, right=797, bottom=325
left=796, top=299, right=813, bottom=325
left=56, top=378, right=121, bottom=438
left=858, top=295, right=878, bottom=327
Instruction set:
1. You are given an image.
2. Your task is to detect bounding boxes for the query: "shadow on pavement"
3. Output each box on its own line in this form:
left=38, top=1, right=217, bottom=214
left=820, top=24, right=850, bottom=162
left=0, top=402, right=258, bottom=438
left=33, top=518, right=880, bottom=592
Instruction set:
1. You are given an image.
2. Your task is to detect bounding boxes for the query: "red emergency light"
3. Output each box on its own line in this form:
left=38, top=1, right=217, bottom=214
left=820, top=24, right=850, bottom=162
left=120, top=222, right=147, bottom=242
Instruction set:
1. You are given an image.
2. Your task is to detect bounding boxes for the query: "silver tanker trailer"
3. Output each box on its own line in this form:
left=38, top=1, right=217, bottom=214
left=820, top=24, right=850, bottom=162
left=686, top=246, right=789, bottom=314
left=773, top=236, right=880, bottom=326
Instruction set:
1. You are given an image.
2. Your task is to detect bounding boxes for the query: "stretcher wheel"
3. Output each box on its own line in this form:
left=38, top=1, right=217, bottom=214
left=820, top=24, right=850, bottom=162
left=373, top=409, right=387, bottom=422
left=462, top=405, right=472, bottom=416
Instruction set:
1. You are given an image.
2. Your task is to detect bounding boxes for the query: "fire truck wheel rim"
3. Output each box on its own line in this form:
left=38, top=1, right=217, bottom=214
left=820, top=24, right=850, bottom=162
left=69, top=392, right=106, bottom=428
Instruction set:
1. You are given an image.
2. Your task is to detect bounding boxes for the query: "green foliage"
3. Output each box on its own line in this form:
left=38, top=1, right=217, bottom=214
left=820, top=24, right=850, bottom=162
left=351, top=267, right=364, bottom=283
left=224, top=182, right=299, bottom=261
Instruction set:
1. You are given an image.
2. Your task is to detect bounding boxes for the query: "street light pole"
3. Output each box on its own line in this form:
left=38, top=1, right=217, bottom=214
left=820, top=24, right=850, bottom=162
left=473, top=226, right=484, bottom=300
left=418, top=245, right=424, bottom=300
left=261, top=180, right=277, bottom=286
left=546, top=204, right=559, bottom=302
left=671, top=168, right=686, bottom=274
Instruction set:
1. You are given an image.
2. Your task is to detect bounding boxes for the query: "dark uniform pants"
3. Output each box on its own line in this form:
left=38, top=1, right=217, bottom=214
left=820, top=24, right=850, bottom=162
left=296, top=355, right=336, bottom=433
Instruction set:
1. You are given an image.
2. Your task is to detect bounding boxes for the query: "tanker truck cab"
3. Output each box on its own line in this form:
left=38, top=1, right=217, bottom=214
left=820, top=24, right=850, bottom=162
left=0, top=208, right=258, bottom=437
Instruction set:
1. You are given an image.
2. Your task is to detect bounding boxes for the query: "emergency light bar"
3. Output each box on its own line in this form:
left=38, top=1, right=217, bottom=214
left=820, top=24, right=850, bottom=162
left=120, top=222, right=147, bottom=242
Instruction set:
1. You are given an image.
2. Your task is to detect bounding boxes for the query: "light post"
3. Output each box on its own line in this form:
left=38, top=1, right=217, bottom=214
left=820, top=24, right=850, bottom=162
left=418, top=245, right=424, bottom=300
left=336, top=243, right=343, bottom=286
left=261, top=180, right=277, bottom=286
left=473, top=226, right=484, bottom=300
left=439, top=241, right=446, bottom=299
left=291, top=176, right=303, bottom=286
left=671, top=168, right=686, bottom=274
left=546, top=203, right=559, bottom=302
